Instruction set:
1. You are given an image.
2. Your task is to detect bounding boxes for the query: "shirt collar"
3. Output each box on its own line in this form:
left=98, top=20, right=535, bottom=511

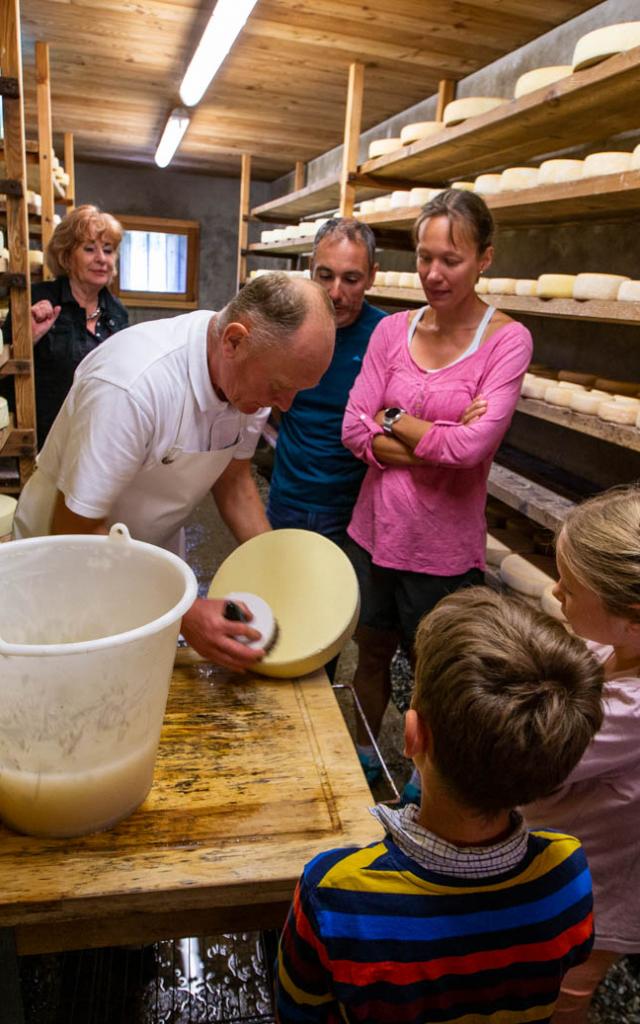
left=187, top=311, right=229, bottom=413
left=370, top=803, right=529, bottom=878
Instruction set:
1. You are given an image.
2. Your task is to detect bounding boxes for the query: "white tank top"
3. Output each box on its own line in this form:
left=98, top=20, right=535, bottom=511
left=408, top=303, right=495, bottom=372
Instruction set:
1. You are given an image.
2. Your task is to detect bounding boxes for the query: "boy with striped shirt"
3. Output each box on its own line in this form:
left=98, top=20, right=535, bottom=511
left=276, top=588, right=604, bottom=1023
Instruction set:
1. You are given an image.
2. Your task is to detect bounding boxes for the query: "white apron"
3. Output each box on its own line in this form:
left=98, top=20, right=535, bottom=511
left=14, top=382, right=238, bottom=557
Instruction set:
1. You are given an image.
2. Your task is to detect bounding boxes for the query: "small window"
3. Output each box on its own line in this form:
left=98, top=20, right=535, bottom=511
left=113, top=215, right=199, bottom=309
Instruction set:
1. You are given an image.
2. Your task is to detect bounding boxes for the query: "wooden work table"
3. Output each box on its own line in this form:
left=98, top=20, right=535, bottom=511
left=0, top=658, right=379, bottom=1019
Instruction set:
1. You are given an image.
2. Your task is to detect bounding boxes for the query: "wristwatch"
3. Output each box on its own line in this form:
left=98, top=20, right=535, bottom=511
left=382, top=407, right=406, bottom=435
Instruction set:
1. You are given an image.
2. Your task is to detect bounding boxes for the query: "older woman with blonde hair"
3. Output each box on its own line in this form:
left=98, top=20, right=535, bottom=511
left=2, top=204, right=128, bottom=447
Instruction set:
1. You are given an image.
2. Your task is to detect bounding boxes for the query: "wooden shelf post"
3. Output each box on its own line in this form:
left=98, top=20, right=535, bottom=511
left=294, top=161, right=305, bottom=193
left=35, top=41, right=55, bottom=277
left=339, top=62, right=364, bottom=218
left=1, top=0, right=37, bottom=486
left=435, top=78, right=456, bottom=122
left=236, top=153, right=252, bottom=291
left=63, top=131, right=76, bottom=210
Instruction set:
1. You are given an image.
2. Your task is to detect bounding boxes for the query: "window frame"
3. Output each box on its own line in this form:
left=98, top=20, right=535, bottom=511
left=112, top=214, right=200, bottom=310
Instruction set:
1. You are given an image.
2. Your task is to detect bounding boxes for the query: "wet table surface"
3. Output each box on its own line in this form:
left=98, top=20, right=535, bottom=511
left=0, top=658, right=380, bottom=956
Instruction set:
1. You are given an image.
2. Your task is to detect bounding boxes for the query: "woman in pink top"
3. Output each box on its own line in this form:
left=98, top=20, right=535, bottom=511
left=341, top=189, right=532, bottom=784
left=524, top=485, right=640, bottom=1022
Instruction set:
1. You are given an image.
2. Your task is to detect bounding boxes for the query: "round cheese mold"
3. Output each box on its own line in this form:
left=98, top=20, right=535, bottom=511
left=545, top=386, right=576, bottom=408
left=537, top=274, right=577, bottom=299
left=521, top=376, right=556, bottom=399
left=0, top=494, right=17, bottom=538
left=500, top=554, right=555, bottom=598
left=598, top=400, right=638, bottom=425
left=537, top=159, right=584, bottom=185
left=572, top=22, right=640, bottom=72
left=570, top=390, right=606, bottom=415
left=443, top=97, right=507, bottom=127
left=514, top=65, right=573, bottom=98
left=368, top=138, right=403, bottom=160
left=583, top=151, right=633, bottom=178
left=573, top=273, right=630, bottom=301
left=208, top=528, right=360, bottom=678
left=400, top=121, right=442, bottom=145
left=515, top=279, right=537, bottom=296
left=499, top=167, right=540, bottom=191
left=474, top=173, right=502, bottom=195
left=541, top=583, right=566, bottom=622
left=617, top=280, right=640, bottom=302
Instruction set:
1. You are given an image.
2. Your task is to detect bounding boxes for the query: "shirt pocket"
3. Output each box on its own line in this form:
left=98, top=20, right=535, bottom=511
left=421, top=377, right=479, bottom=423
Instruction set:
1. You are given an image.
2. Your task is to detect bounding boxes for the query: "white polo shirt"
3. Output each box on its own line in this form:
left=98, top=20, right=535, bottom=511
left=15, top=310, right=269, bottom=539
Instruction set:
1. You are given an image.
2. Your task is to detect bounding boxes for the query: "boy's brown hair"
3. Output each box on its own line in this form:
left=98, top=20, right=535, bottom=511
left=413, top=587, right=604, bottom=815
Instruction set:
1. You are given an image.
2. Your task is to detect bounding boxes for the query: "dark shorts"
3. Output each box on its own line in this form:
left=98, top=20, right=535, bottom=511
left=344, top=536, right=484, bottom=649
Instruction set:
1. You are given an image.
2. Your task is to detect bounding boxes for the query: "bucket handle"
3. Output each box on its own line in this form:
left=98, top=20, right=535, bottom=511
left=108, top=523, right=132, bottom=543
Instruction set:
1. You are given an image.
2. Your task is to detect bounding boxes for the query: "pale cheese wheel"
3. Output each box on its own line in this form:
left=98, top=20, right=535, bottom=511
left=499, top=166, right=540, bottom=191
left=636, top=408, right=640, bottom=429
left=570, top=390, right=605, bottom=415
left=0, top=494, right=17, bottom=538
left=583, top=151, right=633, bottom=178
left=515, top=279, right=538, bottom=296
left=522, top=376, right=556, bottom=399
left=283, top=225, right=302, bottom=239
left=385, top=271, right=401, bottom=287
left=400, top=121, right=442, bottom=145
left=313, top=219, right=329, bottom=231
left=390, top=190, right=412, bottom=209
left=475, top=277, right=490, bottom=295
left=486, top=534, right=512, bottom=567
left=0, top=395, right=9, bottom=429
left=443, top=96, right=507, bottom=127
left=537, top=159, right=584, bottom=185
left=474, top=173, right=502, bottom=195
left=0, top=230, right=4, bottom=249
left=368, top=138, right=403, bottom=159
left=374, top=271, right=387, bottom=287
left=28, top=250, right=44, bottom=267
left=537, top=274, right=576, bottom=299
left=573, top=272, right=630, bottom=301
left=611, top=395, right=640, bottom=406
left=545, top=385, right=576, bottom=408
left=409, top=187, right=435, bottom=205
left=208, top=528, right=360, bottom=678
left=514, top=65, right=573, bottom=98
left=617, top=280, right=640, bottom=302
left=372, top=195, right=392, bottom=212
left=260, top=229, right=275, bottom=243
left=632, top=143, right=640, bottom=170
left=298, top=221, right=317, bottom=237
left=450, top=181, right=475, bottom=191
left=572, top=22, right=640, bottom=72
left=557, top=381, right=585, bottom=390
left=270, top=229, right=286, bottom=242
left=358, top=199, right=377, bottom=216
left=488, top=278, right=517, bottom=294
left=399, top=272, right=417, bottom=288
left=541, top=583, right=566, bottom=622
left=500, top=554, right=554, bottom=598
left=0, top=254, right=7, bottom=273
left=598, top=400, right=638, bottom=425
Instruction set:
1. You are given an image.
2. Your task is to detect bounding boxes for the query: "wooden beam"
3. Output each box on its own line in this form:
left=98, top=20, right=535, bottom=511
left=294, top=160, right=305, bottom=192
left=35, top=41, right=55, bottom=277
left=63, top=131, right=75, bottom=210
left=435, top=78, right=456, bottom=121
left=1, top=0, right=36, bottom=487
left=236, top=153, right=252, bottom=291
left=339, top=61, right=364, bottom=218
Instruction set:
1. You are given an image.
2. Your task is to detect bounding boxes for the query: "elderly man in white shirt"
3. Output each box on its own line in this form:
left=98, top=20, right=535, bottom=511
left=14, top=273, right=335, bottom=671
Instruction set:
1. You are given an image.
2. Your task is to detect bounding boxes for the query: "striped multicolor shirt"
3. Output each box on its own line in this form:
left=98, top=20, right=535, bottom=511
left=276, top=806, right=593, bottom=1023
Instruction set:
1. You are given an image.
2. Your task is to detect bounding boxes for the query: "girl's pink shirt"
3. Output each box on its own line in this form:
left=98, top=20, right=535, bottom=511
left=524, top=642, right=640, bottom=953
left=341, top=309, right=532, bottom=574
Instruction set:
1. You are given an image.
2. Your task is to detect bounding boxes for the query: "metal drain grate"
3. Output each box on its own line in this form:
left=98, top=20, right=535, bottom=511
left=20, top=933, right=275, bottom=1024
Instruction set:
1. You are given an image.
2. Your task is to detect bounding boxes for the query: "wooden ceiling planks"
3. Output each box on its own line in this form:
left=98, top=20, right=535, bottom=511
left=18, top=0, right=601, bottom=179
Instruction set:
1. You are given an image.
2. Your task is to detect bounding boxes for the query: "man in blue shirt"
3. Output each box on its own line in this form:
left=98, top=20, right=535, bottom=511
left=267, top=218, right=386, bottom=545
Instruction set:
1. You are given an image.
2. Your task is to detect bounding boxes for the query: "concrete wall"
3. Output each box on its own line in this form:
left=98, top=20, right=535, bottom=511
left=75, top=161, right=273, bottom=323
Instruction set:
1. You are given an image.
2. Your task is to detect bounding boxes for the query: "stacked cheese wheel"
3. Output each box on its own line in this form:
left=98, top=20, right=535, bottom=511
left=473, top=274, right=640, bottom=301
left=485, top=534, right=566, bottom=623
left=520, top=373, right=640, bottom=426
left=260, top=219, right=327, bottom=245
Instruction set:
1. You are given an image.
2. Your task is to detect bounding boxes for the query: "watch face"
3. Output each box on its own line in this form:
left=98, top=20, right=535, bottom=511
left=385, top=407, right=402, bottom=418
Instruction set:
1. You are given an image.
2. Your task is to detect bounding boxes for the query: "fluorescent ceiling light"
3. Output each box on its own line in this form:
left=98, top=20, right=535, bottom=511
left=155, top=108, right=190, bottom=168
left=180, top=0, right=259, bottom=107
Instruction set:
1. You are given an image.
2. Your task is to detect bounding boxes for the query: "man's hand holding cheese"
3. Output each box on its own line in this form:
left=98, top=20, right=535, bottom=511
left=14, top=274, right=336, bottom=670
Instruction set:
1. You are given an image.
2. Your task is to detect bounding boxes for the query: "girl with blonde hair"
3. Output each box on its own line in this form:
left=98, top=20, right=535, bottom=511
left=525, top=483, right=640, bottom=1021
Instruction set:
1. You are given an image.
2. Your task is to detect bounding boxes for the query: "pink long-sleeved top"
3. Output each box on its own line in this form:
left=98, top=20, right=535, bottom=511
left=341, top=309, right=532, bottom=574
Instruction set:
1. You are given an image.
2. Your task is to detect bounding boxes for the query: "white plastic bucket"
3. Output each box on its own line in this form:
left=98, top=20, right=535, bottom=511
left=0, top=524, right=197, bottom=837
